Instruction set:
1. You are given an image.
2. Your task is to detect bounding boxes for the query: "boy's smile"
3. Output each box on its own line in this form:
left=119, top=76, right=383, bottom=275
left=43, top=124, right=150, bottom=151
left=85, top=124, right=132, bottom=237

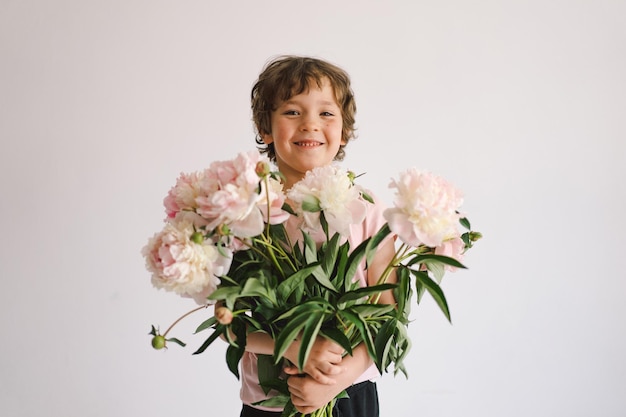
left=262, top=78, right=345, bottom=189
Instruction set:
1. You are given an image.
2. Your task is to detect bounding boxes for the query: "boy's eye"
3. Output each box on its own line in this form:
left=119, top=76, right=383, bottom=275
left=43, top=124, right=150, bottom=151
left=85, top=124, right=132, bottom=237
left=283, top=110, right=300, bottom=115
left=320, top=111, right=334, bottom=117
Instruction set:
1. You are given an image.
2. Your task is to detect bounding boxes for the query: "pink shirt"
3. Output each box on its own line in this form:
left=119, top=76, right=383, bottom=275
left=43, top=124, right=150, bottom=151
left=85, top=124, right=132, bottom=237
left=240, top=192, right=389, bottom=411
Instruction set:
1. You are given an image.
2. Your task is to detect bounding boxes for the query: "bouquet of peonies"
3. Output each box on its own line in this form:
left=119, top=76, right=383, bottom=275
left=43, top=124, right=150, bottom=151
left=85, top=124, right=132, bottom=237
left=143, top=150, right=481, bottom=417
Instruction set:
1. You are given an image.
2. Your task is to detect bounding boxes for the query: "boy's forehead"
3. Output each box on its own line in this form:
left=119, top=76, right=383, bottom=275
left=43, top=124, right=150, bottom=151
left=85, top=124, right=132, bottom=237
left=281, top=77, right=336, bottom=101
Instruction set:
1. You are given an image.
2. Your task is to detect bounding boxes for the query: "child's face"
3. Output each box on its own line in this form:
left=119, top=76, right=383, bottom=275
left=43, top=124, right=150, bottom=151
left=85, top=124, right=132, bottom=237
left=262, top=78, right=345, bottom=188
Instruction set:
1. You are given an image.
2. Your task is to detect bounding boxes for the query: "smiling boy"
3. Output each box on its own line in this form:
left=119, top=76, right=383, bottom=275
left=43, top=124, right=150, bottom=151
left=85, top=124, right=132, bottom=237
left=238, top=55, right=396, bottom=417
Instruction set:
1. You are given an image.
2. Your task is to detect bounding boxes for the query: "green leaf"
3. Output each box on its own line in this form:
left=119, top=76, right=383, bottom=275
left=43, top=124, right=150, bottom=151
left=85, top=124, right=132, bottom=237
left=361, top=191, right=374, bottom=204
left=415, top=278, right=426, bottom=304
left=280, top=200, right=295, bottom=215
left=408, top=254, right=466, bottom=269
left=319, top=327, right=353, bottom=356
left=333, top=243, right=350, bottom=288
left=194, top=316, right=217, bottom=333
left=303, top=231, right=318, bottom=265
left=337, top=283, right=397, bottom=305
left=412, top=270, right=452, bottom=322
left=394, top=266, right=411, bottom=317
left=374, top=318, right=397, bottom=373
left=279, top=399, right=299, bottom=417
left=226, top=344, right=243, bottom=379
left=213, top=274, right=240, bottom=289
left=276, top=263, right=321, bottom=300
left=193, top=324, right=226, bottom=355
left=166, top=337, right=186, bottom=347
left=297, top=312, right=325, bottom=370
left=301, top=195, right=321, bottom=212
left=273, top=313, right=310, bottom=363
left=207, top=286, right=243, bottom=308
left=255, top=394, right=291, bottom=409
left=459, top=216, right=471, bottom=230
left=336, top=389, right=350, bottom=400
left=257, top=354, right=284, bottom=395
left=311, top=265, right=337, bottom=293
left=214, top=242, right=229, bottom=259
left=275, top=300, right=329, bottom=321
left=392, top=320, right=412, bottom=378
left=343, top=239, right=369, bottom=288
left=461, top=232, right=471, bottom=248
left=321, top=233, right=341, bottom=276
left=320, top=211, right=330, bottom=240
left=340, top=309, right=375, bottom=360
left=352, top=303, right=396, bottom=317
left=364, top=223, right=392, bottom=266
left=240, top=313, right=264, bottom=332
left=423, top=260, right=446, bottom=284
left=224, top=322, right=248, bottom=378
left=240, top=278, right=277, bottom=305
left=291, top=240, right=304, bottom=265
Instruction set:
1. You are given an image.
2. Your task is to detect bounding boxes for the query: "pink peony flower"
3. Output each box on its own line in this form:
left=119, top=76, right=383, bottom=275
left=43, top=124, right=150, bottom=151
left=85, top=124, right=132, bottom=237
left=142, top=216, right=232, bottom=305
left=287, top=165, right=368, bottom=237
left=384, top=169, right=463, bottom=248
left=163, top=171, right=205, bottom=219
left=194, top=150, right=268, bottom=239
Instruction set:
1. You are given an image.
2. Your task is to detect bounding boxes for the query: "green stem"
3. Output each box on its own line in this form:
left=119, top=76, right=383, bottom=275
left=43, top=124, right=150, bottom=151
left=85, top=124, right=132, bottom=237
left=258, top=175, right=287, bottom=276
left=262, top=175, right=272, bottom=236
left=257, top=232, right=299, bottom=277
left=368, top=244, right=407, bottom=304
left=368, top=243, right=434, bottom=304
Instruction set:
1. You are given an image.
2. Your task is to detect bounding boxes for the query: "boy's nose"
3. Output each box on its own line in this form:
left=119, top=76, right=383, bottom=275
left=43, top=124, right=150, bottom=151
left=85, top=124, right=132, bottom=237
left=300, top=116, right=320, bottom=131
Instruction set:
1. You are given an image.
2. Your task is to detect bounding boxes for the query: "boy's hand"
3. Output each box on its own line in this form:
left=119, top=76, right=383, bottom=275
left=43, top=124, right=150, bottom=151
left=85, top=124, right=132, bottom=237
left=286, top=343, right=372, bottom=414
left=285, top=372, right=345, bottom=414
left=283, top=336, right=345, bottom=385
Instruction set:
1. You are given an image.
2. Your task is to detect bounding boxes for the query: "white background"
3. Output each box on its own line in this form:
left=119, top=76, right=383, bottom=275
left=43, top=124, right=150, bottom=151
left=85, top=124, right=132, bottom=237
left=1, top=1, right=625, bottom=416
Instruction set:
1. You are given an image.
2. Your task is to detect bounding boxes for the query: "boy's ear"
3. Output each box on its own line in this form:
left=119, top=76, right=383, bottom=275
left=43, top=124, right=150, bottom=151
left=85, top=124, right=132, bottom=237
left=262, top=132, right=274, bottom=144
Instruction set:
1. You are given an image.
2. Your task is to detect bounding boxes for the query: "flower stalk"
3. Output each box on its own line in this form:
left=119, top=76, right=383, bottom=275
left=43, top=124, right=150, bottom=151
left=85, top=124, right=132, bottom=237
left=150, top=305, right=209, bottom=349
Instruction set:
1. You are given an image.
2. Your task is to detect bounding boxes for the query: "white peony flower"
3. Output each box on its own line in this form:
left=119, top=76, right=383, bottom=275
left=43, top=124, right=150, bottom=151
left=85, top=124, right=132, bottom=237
left=287, top=165, right=367, bottom=236
left=384, top=169, right=463, bottom=248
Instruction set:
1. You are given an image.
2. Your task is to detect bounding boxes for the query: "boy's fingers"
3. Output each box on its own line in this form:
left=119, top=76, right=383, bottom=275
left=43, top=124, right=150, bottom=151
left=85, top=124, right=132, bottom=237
left=283, top=366, right=302, bottom=375
left=305, top=369, right=336, bottom=385
left=311, top=372, right=335, bottom=385
left=284, top=366, right=337, bottom=385
left=320, top=362, right=344, bottom=375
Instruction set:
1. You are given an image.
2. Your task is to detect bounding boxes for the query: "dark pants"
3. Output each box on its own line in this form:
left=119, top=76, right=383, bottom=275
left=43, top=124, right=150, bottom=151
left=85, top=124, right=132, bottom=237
left=240, top=381, right=379, bottom=417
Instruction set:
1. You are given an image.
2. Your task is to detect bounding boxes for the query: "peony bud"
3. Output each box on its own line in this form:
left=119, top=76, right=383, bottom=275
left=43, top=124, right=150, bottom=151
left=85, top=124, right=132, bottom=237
left=215, top=306, right=233, bottom=325
left=347, top=170, right=357, bottom=184
left=255, top=161, right=271, bottom=178
left=216, top=223, right=231, bottom=237
left=151, top=335, right=166, bottom=350
left=190, top=231, right=204, bottom=244
left=469, top=231, right=483, bottom=242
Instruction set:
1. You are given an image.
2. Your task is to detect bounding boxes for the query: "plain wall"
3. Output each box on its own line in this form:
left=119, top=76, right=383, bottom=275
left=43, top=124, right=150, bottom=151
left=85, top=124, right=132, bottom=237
left=1, top=1, right=625, bottom=416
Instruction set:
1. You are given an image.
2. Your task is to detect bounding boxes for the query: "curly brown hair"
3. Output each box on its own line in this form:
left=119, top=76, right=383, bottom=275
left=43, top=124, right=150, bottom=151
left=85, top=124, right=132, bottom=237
left=251, top=55, right=357, bottom=162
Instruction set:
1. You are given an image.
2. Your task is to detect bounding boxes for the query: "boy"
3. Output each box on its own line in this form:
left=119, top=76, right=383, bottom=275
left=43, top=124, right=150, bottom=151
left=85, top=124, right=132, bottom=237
left=240, top=55, right=396, bottom=417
